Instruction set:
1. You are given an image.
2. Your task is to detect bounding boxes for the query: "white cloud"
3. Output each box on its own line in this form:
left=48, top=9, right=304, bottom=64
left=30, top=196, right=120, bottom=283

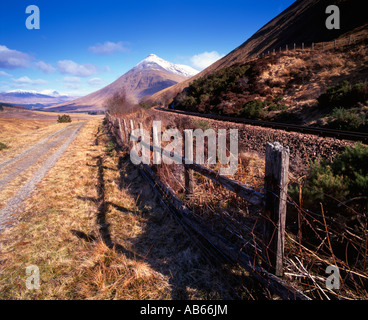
left=88, top=41, right=129, bottom=55
left=11, top=76, right=48, bottom=86
left=63, top=76, right=81, bottom=90
left=35, top=61, right=55, bottom=74
left=190, top=51, right=224, bottom=70
left=88, top=77, right=105, bottom=87
left=0, top=71, right=12, bottom=77
left=57, top=60, right=98, bottom=77
left=0, top=45, right=32, bottom=69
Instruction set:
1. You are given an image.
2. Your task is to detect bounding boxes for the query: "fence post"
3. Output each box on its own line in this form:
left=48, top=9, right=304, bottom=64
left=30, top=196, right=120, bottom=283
left=130, top=119, right=134, bottom=137
left=123, top=119, right=129, bottom=143
left=152, top=121, right=161, bottom=165
left=118, top=118, right=124, bottom=145
left=263, top=142, right=290, bottom=277
left=184, top=130, right=194, bottom=195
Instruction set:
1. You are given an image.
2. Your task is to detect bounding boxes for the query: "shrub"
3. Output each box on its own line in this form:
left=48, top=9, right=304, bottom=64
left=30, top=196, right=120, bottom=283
left=0, top=142, right=9, bottom=151
left=238, top=100, right=265, bottom=120
left=326, top=107, right=366, bottom=131
left=291, top=143, right=368, bottom=214
left=0, top=105, right=3, bottom=111
left=172, top=63, right=251, bottom=112
left=192, top=119, right=211, bottom=131
left=318, top=81, right=368, bottom=109
left=57, top=114, right=72, bottom=123
left=139, top=102, right=152, bottom=110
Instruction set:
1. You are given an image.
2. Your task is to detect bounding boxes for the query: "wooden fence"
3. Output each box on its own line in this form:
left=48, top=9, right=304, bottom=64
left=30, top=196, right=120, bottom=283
left=257, top=35, right=356, bottom=58
left=105, top=112, right=308, bottom=300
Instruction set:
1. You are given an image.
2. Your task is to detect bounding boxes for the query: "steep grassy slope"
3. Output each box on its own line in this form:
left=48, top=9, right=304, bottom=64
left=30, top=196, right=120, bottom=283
left=148, top=0, right=368, bottom=106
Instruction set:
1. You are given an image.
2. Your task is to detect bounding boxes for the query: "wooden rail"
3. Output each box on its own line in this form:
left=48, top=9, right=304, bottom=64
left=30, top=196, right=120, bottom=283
left=105, top=112, right=307, bottom=299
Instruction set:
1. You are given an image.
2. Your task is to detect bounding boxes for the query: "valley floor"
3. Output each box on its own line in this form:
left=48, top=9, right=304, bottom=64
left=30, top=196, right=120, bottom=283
left=0, top=119, right=235, bottom=299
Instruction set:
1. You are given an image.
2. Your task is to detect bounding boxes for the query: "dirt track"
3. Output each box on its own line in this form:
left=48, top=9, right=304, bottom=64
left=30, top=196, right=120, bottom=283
left=0, top=121, right=85, bottom=231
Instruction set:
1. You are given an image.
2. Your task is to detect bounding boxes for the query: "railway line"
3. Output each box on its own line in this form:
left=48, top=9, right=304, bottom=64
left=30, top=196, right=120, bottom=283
left=154, top=107, right=368, bottom=143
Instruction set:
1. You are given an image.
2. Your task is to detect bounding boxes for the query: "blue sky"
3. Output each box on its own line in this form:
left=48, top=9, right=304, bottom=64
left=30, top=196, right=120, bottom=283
left=0, top=0, right=295, bottom=96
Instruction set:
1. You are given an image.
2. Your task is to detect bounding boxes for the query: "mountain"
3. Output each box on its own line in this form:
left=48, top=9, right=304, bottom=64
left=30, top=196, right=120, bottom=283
left=46, top=54, right=198, bottom=112
left=147, top=0, right=368, bottom=105
left=0, top=90, right=76, bottom=109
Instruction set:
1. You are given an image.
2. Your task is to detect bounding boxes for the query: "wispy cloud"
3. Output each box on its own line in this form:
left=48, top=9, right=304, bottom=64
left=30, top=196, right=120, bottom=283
left=11, top=76, right=48, bottom=86
left=88, top=77, right=105, bottom=87
left=0, top=45, right=32, bottom=69
left=57, top=60, right=98, bottom=77
left=0, top=70, right=12, bottom=77
left=190, top=51, right=224, bottom=70
left=88, top=41, right=129, bottom=55
left=63, top=76, right=81, bottom=90
left=35, top=61, right=55, bottom=74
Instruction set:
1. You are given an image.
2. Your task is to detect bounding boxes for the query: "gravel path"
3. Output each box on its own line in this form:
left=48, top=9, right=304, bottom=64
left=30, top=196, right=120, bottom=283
left=0, top=121, right=85, bottom=231
left=0, top=124, right=70, bottom=172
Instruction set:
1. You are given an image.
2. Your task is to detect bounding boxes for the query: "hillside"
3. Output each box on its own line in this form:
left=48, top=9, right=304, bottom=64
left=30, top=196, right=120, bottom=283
left=169, top=33, right=368, bottom=131
left=147, top=0, right=368, bottom=106
left=47, top=54, right=198, bottom=113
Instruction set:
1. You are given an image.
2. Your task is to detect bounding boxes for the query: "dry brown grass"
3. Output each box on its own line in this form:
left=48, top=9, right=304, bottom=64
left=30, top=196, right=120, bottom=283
left=0, top=118, right=235, bottom=300
left=0, top=117, right=70, bottom=162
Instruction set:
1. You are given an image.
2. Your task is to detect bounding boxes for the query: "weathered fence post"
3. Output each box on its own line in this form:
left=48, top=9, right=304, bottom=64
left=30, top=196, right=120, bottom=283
left=184, top=130, right=194, bottom=195
left=130, top=119, right=134, bottom=137
left=118, top=118, right=124, bottom=144
left=263, top=142, right=290, bottom=277
left=152, top=121, right=161, bottom=165
left=123, top=119, right=129, bottom=143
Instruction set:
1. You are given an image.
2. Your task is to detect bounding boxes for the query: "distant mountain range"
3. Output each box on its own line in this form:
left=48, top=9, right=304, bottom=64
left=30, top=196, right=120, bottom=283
left=45, top=54, right=198, bottom=112
left=0, top=89, right=77, bottom=109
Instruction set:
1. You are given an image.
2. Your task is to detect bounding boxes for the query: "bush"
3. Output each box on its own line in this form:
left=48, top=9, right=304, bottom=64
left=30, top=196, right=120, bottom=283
left=57, top=114, right=72, bottom=123
left=0, top=142, right=9, bottom=151
left=139, top=102, right=152, bottom=110
left=238, top=100, right=265, bottom=120
left=318, top=81, right=368, bottom=109
left=291, top=143, right=368, bottom=214
left=0, top=105, right=3, bottom=111
left=172, top=63, right=251, bottom=112
left=326, top=107, right=366, bottom=131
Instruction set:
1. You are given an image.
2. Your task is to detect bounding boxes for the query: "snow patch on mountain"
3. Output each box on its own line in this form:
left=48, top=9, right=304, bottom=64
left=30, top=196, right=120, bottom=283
left=135, top=54, right=199, bottom=78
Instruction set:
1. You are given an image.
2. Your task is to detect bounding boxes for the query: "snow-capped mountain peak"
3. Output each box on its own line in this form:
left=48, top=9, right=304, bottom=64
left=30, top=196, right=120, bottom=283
left=135, top=54, right=199, bottom=78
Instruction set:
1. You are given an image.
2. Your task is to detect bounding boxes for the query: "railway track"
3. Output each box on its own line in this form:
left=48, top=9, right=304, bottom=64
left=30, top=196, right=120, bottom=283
left=154, top=107, right=368, bottom=143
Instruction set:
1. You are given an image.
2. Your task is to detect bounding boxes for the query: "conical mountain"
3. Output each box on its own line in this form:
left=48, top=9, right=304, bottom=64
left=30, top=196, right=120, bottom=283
left=46, top=54, right=198, bottom=112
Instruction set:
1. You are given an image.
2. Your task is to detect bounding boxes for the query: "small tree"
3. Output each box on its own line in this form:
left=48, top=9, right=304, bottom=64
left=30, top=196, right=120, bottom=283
left=105, top=90, right=137, bottom=115
left=57, top=114, right=72, bottom=123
